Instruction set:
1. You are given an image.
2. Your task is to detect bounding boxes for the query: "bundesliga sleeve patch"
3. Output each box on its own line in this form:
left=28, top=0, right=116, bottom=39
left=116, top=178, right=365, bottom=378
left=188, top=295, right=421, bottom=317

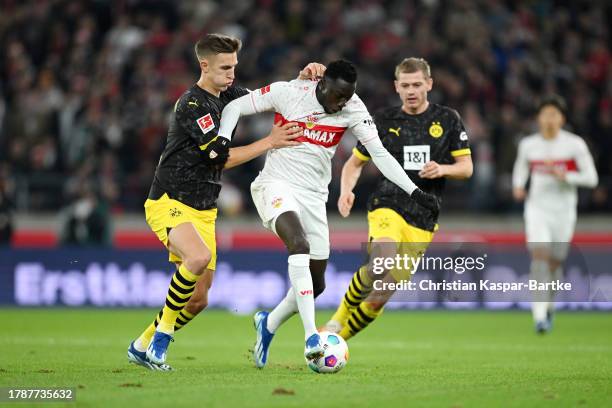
left=260, top=85, right=271, bottom=95
left=196, top=113, right=215, bottom=135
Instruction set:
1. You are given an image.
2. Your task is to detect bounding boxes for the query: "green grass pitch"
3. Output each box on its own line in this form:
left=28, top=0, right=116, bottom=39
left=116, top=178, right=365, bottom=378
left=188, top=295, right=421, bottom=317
left=1, top=309, right=611, bottom=407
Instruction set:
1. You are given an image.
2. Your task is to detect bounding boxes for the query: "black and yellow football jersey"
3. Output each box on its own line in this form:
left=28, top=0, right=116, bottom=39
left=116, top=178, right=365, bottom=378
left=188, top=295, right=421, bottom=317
left=354, top=103, right=471, bottom=232
left=148, top=84, right=248, bottom=210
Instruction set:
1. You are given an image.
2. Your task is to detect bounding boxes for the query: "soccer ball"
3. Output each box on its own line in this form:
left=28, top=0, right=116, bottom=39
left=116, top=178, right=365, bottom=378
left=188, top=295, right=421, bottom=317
left=306, top=331, right=349, bottom=373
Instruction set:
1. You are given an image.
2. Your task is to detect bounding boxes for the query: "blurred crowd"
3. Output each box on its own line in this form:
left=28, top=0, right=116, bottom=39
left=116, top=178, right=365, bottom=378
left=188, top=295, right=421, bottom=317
left=0, top=0, right=610, bottom=242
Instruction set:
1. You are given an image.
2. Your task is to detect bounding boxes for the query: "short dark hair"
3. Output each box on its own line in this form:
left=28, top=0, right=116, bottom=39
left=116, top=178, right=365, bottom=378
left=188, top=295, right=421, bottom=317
left=195, top=33, right=242, bottom=60
left=324, top=60, right=357, bottom=84
left=537, top=95, right=567, bottom=116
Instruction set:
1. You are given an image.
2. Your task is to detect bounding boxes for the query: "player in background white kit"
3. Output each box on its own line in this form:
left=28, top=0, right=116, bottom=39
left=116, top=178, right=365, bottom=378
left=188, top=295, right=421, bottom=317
left=217, top=60, right=439, bottom=367
left=512, top=95, right=598, bottom=334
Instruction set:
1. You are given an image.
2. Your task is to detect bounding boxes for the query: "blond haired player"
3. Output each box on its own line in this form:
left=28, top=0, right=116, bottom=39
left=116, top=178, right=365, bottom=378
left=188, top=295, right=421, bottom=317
left=325, top=57, right=473, bottom=340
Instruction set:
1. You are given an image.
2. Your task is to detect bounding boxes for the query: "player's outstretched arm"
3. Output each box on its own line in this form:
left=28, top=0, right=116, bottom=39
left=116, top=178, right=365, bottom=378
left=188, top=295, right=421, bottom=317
left=363, top=138, right=440, bottom=213
left=338, top=154, right=368, bottom=217
left=224, top=122, right=302, bottom=169
left=218, top=82, right=288, bottom=141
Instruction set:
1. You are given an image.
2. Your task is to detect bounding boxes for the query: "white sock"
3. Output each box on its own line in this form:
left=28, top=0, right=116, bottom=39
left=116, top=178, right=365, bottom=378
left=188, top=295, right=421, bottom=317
left=288, top=254, right=317, bottom=339
left=530, top=259, right=550, bottom=322
left=267, top=288, right=298, bottom=333
left=548, top=266, right=563, bottom=312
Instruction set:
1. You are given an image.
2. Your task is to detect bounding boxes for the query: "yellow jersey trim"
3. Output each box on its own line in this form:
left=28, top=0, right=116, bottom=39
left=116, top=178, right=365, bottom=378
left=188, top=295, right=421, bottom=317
left=352, top=147, right=371, bottom=162
left=199, top=135, right=219, bottom=151
left=451, top=148, right=471, bottom=157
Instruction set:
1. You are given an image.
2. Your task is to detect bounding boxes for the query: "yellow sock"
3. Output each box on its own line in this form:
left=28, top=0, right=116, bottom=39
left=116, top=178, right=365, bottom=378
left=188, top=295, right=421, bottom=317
left=135, top=322, right=157, bottom=351
left=340, top=301, right=383, bottom=340
left=175, top=309, right=196, bottom=330
left=157, top=264, right=198, bottom=334
left=331, top=265, right=373, bottom=325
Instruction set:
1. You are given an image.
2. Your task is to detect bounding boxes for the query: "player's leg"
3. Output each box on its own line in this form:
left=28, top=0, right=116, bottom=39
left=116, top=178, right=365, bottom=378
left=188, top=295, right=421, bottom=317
left=142, top=268, right=214, bottom=339
left=529, top=245, right=553, bottom=333
left=545, top=217, right=575, bottom=328
left=339, top=216, right=433, bottom=340
left=130, top=197, right=215, bottom=369
left=526, top=206, right=554, bottom=333
left=145, top=222, right=212, bottom=364
left=267, top=259, right=327, bottom=334
left=274, top=211, right=323, bottom=359
left=327, top=209, right=403, bottom=333
left=131, top=260, right=210, bottom=370
left=254, top=258, right=327, bottom=367
left=177, top=268, right=214, bottom=328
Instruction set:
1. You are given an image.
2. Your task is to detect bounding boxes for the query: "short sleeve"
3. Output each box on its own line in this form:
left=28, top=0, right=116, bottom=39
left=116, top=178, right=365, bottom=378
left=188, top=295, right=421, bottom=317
left=353, top=141, right=371, bottom=161
left=449, top=110, right=471, bottom=157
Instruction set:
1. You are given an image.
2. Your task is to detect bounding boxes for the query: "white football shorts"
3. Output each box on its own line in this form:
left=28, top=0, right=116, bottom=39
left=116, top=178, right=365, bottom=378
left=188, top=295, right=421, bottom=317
left=524, top=203, right=576, bottom=260
left=250, top=176, right=330, bottom=260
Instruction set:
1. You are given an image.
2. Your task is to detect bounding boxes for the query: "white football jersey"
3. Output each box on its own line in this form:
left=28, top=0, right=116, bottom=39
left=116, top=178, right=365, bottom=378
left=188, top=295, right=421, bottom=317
left=512, top=129, right=598, bottom=217
left=246, top=79, right=378, bottom=197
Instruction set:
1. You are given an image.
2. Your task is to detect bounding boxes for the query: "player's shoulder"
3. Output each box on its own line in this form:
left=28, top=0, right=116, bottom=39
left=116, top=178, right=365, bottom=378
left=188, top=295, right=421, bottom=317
left=174, top=85, right=207, bottom=113
left=373, top=105, right=403, bottom=121
left=344, top=92, right=370, bottom=115
left=518, top=132, right=541, bottom=147
left=257, top=79, right=311, bottom=98
left=221, top=85, right=249, bottom=101
left=430, top=103, right=462, bottom=122
left=559, top=129, right=586, bottom=144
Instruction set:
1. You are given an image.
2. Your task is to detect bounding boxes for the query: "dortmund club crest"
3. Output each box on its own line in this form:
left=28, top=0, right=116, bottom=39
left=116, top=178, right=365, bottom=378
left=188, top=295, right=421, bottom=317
left=429, top=122, right=443, bottom=138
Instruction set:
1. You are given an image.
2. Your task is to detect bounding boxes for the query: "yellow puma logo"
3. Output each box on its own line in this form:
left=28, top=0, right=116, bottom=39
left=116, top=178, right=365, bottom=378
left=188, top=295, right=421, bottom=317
left=188, top=101, right=199, bottom=107
left=389, top=127, right=401, bottom=137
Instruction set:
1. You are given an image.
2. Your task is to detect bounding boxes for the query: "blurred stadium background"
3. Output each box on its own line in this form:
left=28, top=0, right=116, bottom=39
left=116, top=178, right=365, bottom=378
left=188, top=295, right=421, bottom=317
left=0, top=0, right=610, bottom=308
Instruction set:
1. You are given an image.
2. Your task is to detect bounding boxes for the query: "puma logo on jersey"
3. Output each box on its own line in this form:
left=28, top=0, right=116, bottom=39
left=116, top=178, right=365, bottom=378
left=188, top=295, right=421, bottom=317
left=188, top=101, right=198, bottom=107
left=389, top=127, right=401, bottom=137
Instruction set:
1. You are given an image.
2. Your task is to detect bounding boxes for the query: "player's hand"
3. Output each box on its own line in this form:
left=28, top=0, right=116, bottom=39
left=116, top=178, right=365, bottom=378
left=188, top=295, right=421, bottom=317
left=512, top=187, right=526, bottom=202
left=298, top=63, right=326, bottom=81
left=201, top=136, right=230, bottom=166
left=267, top=121, right=302, bottom=149
left=410, top=188, right=440, bottom=214
left=338, top=191, right=355, bottom=218
left=419, top=161, right=446, bottom=179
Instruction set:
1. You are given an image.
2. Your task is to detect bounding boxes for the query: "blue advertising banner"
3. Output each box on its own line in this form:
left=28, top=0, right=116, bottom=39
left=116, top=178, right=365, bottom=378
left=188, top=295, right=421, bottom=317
left=1, top=245, right=611, bottom=311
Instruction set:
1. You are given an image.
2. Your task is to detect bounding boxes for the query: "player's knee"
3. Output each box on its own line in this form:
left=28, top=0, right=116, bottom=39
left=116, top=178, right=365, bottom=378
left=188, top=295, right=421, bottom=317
left=184, top=252, right=211, bottom=274
left=286, top=235, right=310, bottom=255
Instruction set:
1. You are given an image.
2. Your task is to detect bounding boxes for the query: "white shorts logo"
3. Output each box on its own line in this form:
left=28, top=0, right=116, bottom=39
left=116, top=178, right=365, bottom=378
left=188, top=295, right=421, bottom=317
left=403, top=145, right=430, bottom=170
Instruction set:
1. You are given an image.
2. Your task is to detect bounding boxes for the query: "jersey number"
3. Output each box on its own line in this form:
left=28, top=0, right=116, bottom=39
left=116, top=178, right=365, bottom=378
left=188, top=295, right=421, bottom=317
left=403, top=145, right=430, bottom=170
